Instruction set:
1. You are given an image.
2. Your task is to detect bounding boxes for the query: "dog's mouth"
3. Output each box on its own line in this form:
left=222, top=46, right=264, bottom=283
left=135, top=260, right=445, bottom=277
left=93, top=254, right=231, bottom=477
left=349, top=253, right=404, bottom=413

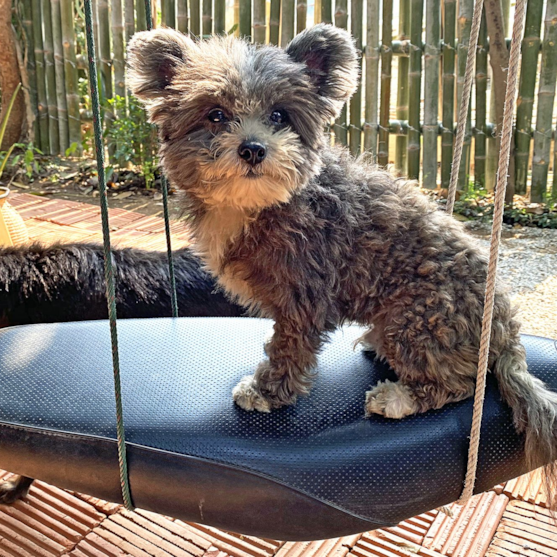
left=245, top=169, right=262, bottom=180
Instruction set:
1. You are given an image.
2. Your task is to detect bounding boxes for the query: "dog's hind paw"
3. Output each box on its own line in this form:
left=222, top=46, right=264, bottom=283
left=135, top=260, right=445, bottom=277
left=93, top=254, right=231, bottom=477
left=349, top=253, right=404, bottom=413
left=232, top=375, right=272, bottom=413
left=365, top=380, right=419, bottom=419
left=0, top=480, right=30, bottom=505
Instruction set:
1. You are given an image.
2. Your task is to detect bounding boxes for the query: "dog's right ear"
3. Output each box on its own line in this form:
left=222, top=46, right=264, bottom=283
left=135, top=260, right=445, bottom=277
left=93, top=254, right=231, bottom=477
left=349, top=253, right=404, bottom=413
left=127, top=28, right=193, bottom=100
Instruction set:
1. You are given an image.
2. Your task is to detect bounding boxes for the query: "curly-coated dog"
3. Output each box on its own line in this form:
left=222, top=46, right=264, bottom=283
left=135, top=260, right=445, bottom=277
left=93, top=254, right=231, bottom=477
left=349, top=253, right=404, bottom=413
left=128, top=24, right=557, bottom=502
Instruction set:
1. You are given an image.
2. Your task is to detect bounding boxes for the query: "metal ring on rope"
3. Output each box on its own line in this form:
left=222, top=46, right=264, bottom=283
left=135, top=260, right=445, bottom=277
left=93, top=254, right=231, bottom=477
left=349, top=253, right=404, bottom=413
left=451, top=0, right=528, bottom=504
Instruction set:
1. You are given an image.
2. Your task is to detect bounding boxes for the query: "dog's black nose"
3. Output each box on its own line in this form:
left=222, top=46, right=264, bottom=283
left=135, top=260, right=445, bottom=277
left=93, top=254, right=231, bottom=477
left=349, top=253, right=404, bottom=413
left=238, top=141, right=267, bottom=166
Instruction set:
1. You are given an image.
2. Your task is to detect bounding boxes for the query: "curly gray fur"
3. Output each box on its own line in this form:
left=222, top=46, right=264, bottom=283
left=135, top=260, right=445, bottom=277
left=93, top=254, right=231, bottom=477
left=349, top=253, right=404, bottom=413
left=128, top=23, right=557, bottom=504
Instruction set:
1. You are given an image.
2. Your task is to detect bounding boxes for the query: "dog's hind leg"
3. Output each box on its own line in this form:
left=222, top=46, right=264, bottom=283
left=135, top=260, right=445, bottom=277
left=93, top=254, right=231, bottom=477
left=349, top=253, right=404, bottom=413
left=0, top=475, right=34, bottom=505
left=365, top=378, right=475, bottom=419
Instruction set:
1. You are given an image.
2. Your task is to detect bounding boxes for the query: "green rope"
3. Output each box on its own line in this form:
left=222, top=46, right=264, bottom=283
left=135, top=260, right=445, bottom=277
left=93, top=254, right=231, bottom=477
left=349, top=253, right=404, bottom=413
left=144, top=0, right=179, bottom=318
left=84, top=0, right=133, bottom=511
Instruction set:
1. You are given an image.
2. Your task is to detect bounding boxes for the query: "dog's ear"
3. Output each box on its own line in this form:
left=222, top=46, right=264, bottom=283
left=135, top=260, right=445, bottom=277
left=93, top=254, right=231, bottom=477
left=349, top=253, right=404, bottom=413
left=127, top=28, right=193, bottom=100
left=285, top=24, right=359, bottom=117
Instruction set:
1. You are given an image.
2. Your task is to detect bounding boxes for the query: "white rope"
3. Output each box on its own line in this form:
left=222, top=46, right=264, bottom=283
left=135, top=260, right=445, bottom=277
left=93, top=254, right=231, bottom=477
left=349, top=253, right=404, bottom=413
left=446, top=0, right=484, bottom=216
left=457, top=0, right=527, bottom=504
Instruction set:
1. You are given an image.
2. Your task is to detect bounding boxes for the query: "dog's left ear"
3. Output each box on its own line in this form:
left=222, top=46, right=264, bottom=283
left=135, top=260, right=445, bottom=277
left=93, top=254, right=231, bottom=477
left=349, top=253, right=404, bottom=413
left=285, top=24, right=359, bottom=118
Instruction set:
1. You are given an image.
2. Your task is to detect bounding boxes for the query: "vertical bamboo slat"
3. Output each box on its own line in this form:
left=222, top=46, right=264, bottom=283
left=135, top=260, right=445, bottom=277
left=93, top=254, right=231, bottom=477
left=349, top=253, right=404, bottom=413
left=422, top=0, right=439, bottom=188
left=269, top=0, right=280, bottom=44
left=253, top=0, right=266, bottom=42
left=531, top=0, right=557, bottom=203
left=214, top=0, right=226, bottom=34
left=177, top=0, right=188, bottom=33
left=456, top=0, right=473, bottom=190
left=32, top=0, right=49, bottom=152
left=378, top=0, right=393, bottom=166
left=515, top=0, right=543, bottom=194
left=349, top=0, right=363, bottom=155
left=474, top=15, right=487, bottom=189
left=240, top=0, right=252, bottom=39
left=112, top=0, right=126, bottom=101
left=321, top=0, right=332, bottom=24
left=61, top=0, right=81, bottom=152
left=363, top=0, right=380, bottom=158
left=190, top=0, right=200, bottom=36
left=97, top=0, right=112, bottom=100
left=333, top=0, right=348, bottom=144
left=395, top=0, right=409, bottom=174
left=21, top=0, right=40, bottom=145
left=441, top=0, right=455, bottom=188
left=163, top=0, right=176, bottom=27
left=42, top=0, right=60, bottom=155
left=51, top=0, right=69, bottom=152
left=125, top=0, right=135, bottom=39
left=281, top=0, right=296, bottom=46
left=296, top=0, right=307, bottom=34
left=203, top=0, right=213, bottom=37
left=406, top=0, right=424, bottom=179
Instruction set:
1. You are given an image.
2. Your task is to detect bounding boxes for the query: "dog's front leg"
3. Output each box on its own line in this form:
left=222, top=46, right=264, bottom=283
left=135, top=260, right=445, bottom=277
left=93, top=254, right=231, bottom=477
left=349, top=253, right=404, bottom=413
left=233, top=320, right=323, bottom=412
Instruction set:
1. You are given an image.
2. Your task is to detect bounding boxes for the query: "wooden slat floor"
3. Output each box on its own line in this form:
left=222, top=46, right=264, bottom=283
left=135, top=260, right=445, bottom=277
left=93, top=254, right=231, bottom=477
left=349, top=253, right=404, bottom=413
left=1, top=192, right=555, bottom=557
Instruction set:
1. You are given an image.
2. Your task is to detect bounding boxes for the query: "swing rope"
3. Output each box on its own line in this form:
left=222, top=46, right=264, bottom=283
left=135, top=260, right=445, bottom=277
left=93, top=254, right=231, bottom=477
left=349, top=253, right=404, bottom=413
left=453, top=0, right=527, bottom=504
left=84, top=0, right=133, bottom=511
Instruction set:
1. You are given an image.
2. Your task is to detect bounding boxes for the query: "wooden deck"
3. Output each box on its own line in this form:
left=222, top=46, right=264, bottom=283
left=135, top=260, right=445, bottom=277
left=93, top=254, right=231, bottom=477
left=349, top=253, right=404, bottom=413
left=1, top=192, right=555, bottom=557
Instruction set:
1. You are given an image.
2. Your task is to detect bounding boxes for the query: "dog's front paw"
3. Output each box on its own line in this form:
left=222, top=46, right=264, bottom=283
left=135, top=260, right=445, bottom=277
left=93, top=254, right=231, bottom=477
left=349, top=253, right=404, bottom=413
left=365, top=380, right=419, bottom=419
left=0, top=480, right=29, bottom=505
left=232, top=375, right=272, bottom=413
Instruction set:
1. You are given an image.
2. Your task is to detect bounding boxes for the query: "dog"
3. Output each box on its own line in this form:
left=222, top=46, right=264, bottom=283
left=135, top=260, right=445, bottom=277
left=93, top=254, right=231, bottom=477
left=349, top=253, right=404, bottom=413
left=0, top=242, right=243, bottom=503
left=128, top=23, right=557, bottom=503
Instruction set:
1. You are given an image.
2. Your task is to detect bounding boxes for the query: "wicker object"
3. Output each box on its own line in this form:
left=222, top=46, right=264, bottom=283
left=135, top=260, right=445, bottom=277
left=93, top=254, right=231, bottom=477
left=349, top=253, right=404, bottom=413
left=0, top=188, right=29, bottom=246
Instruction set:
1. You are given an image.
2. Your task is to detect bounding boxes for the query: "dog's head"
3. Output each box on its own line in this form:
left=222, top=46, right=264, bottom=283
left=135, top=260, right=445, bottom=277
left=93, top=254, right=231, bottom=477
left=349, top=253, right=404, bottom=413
left=127, top=25, right=359, bottom=210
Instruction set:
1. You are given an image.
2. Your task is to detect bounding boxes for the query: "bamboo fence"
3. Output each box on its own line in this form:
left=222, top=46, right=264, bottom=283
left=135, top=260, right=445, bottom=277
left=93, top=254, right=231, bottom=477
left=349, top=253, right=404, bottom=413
left=9, top=0, right=557, bottom=203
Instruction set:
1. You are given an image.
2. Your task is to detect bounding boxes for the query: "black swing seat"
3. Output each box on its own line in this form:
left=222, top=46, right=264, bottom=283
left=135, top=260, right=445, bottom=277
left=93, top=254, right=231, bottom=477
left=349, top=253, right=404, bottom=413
left=0, top=317, right=556, bottom=541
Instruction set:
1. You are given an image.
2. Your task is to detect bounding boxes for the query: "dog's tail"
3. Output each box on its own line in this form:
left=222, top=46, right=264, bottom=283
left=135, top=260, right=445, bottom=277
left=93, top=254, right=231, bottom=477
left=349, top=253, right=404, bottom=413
left=493, top=338, right=557, bottom=507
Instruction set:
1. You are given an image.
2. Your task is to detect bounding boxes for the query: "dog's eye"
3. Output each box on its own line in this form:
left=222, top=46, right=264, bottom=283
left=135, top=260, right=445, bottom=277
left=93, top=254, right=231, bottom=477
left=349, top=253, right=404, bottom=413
left=270, top=109, right=288, bottom=125
left=208, top=109, right=227, bottom=123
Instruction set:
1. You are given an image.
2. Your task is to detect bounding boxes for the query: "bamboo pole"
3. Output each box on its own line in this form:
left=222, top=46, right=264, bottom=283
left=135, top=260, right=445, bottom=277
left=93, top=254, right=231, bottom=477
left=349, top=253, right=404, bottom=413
left=97, top=0, right=112, bottom=101
left=253, top=0, right=266, bottom=42
left=406, top=0, right=424, bottom=180
left=203, top=0, right=212, bottom=37
left=136, top=0, right=147, bottom=31
left=51, top=0, right=69, bottom=152
left=394, top=0, right=409, bottom=174
left=553, top=128, right=557, bottom=201
left=349, top=0, right=363, bottom=155
left=441, top=0, right=455, bottom=188
left=42, top=0, right=60, bottom=155
left=21, top=0, right=40, bottom=145
left=378, top=0, right=393, bottom=166
left=363, top=0, right=380, bottom=158
left=125, top=0, right=135, bottom=40
left=422, top=0, right=439, bottom=188
left=296, top=0, right=307, bottom=34
left=32, top=0, right=49, bottom=152
left=163, top=0, right=176, bottom=28
left=112, top=0, right=126, bottom=102
left=321, top=0, right=332, bottom=24
left=269, top=0, right=280, bottom=44
left=514, top=0, right=543, bottom=194
left=240, top=0, right=252, bottom=39
left=61, top=0, right=81, bottom=153
left=177, top=0, right=188, bottom=33
left=474, top=15, right=487, bottom=189
left=531, top=0, right=557, bottom=203
left=214, top=0, right=226, bottom=34
left=456, top=0, right=473, bottom=190
left=333, top=0, right=348, bottom=145
left=281, top=0, right=295, bottom=46
left=234, top=0, right=240, bottom=36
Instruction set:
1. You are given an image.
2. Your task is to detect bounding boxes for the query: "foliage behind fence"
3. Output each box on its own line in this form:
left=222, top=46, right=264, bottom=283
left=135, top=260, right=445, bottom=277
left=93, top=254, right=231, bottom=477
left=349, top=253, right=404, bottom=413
left=11, top=0, right=557, bottom=203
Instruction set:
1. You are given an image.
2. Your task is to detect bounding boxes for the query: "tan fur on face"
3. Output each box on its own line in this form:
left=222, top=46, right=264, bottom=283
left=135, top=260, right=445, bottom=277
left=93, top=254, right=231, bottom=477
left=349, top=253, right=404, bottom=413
left=193, top=118, right=308, bottom=210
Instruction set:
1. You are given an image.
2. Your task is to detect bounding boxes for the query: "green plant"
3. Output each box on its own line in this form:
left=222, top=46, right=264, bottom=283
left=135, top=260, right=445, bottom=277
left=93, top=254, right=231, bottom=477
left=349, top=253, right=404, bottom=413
left=0, top=84, right=23, bottom=180
left=104, top=95, right=158, bottom=187
left=9, top=143, right=44, bottom=178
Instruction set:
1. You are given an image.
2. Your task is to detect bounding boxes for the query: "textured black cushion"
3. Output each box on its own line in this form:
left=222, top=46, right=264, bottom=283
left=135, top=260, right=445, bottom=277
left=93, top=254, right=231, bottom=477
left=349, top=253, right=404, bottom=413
left=0, top=318, right=555, bottom=540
